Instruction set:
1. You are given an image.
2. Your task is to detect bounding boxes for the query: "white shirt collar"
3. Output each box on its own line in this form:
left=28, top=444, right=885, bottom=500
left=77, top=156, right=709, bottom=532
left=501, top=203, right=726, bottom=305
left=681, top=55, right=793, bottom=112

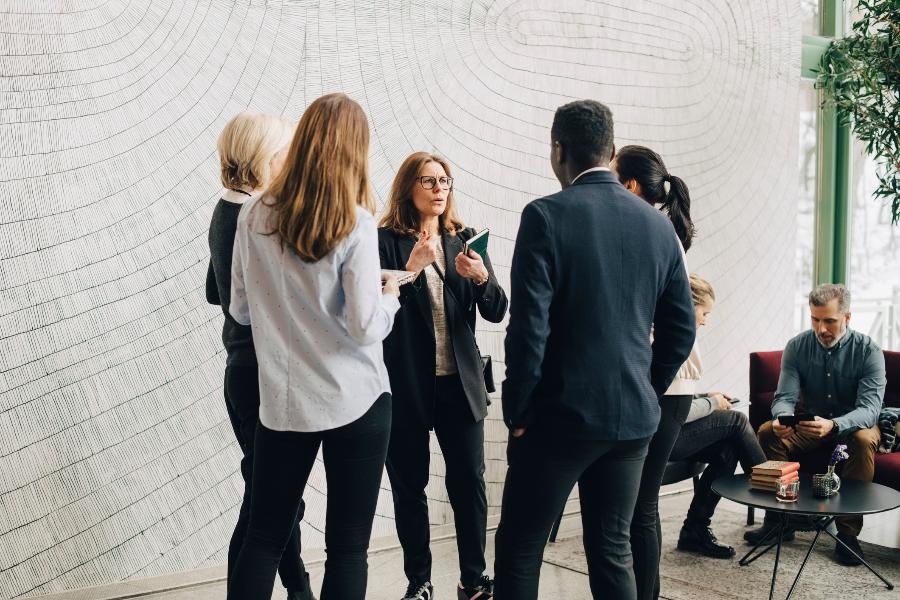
left=222, top=185, right=257, bottom=204
left=572, top=166, right=611, bottom=184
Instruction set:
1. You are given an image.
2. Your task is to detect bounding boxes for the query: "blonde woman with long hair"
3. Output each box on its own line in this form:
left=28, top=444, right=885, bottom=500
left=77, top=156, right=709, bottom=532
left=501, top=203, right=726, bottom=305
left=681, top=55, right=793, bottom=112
left=227, top=94, right=400, bottom=600
left=206, top=110, right=316, bottom=600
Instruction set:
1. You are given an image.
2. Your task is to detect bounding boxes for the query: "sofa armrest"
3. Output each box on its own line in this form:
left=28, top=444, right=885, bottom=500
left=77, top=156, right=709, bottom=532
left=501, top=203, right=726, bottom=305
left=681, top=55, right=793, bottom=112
left=749, top=351, right=783, bottom=432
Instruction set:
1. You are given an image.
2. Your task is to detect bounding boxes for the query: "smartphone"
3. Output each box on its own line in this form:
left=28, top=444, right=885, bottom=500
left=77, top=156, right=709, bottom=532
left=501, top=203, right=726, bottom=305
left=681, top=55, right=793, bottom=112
left=777, top=414, right=816, bottom=427
left=728, top=397, right=742, bottom=405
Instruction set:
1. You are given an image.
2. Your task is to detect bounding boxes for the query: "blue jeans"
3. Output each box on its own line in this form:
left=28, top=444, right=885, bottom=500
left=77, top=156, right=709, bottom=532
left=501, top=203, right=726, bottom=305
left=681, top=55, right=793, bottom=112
left=228, top=394, right=391, bottom=600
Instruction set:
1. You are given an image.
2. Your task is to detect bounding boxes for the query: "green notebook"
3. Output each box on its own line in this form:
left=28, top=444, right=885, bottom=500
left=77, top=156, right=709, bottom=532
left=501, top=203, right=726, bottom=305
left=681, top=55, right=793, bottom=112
left=464, top=229, right=490, bottom=259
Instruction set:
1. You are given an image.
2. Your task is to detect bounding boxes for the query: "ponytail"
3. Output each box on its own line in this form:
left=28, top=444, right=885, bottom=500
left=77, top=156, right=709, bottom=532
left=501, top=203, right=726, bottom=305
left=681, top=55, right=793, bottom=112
left=663, top=174, right=695, bottom=252
left=614, top=145, right=696, bottom=252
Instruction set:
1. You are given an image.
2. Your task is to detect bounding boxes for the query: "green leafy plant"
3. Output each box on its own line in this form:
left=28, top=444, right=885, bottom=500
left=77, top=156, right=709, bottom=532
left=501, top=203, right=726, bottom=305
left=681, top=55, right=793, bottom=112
left=817, top=0, right=900, bottom=223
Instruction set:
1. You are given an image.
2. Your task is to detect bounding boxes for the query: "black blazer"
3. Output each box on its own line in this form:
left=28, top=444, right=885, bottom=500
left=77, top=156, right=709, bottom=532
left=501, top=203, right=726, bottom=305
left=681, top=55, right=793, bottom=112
left=503, top=170, right=696, bottom=441
left=378, top=227, right=508, bottom=427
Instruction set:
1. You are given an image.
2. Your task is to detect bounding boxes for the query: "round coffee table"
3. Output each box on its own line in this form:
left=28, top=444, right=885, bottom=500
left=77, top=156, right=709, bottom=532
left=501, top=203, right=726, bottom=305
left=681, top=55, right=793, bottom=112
left=712, top=474, right=900, bottom=600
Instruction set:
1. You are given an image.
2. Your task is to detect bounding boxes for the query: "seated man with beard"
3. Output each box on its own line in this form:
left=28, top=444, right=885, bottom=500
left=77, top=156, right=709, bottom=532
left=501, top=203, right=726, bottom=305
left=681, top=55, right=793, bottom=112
left=744, top=284, right=885, bottom=566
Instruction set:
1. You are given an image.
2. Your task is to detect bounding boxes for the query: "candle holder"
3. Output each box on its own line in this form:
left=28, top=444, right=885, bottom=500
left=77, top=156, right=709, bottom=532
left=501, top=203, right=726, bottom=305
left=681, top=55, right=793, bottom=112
left=812, top=467, right=841, bottom=498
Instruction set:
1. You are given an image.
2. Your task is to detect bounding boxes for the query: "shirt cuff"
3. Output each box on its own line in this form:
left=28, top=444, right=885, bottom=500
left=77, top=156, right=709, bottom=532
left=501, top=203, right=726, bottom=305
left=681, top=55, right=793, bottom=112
left=382, top=293, right=401, bottom=314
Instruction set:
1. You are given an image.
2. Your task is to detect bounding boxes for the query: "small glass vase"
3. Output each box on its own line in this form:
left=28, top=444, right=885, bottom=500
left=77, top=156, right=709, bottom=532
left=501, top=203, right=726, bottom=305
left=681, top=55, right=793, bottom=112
left=812, top=465, right=841, bottom=498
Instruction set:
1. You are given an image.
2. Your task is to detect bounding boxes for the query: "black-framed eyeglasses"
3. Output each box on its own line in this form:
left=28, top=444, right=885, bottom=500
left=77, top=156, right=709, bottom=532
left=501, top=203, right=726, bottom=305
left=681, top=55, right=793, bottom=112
left=416, top=176, right=453, bottom=190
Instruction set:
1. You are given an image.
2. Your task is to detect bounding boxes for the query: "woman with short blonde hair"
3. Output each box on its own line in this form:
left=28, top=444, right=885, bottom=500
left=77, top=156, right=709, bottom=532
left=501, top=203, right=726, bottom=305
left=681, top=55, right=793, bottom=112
left=378, top=152, right=508, bottom=600
left=227, top=93, right=400, bottom=600
left=206, top=110, right=315, bottom=600
left=217, top=110, right=293, bottom=190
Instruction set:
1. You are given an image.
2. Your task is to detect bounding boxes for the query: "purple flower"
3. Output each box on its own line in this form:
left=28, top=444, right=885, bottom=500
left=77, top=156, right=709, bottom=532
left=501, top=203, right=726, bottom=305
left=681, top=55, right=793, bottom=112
left=830, top=443, right=849, bottom=466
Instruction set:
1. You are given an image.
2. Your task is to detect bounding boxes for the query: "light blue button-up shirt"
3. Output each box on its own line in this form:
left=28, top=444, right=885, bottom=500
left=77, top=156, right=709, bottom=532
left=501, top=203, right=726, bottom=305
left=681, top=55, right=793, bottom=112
left=771, top=328, right=886, bottom=435
left=230, top=199, right=400, bottom=432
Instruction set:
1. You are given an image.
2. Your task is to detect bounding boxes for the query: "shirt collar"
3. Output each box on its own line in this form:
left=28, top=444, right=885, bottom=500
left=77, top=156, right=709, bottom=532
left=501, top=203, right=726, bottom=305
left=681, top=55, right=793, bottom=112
left=572, top=166, right=611, bottom=184
left=222, top=186, right=257, bottom=204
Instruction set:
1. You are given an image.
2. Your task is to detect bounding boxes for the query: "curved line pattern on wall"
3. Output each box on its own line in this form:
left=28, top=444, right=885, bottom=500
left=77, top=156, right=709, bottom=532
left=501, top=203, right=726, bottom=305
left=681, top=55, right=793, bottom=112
left=0, top=1, right=798, bottom=597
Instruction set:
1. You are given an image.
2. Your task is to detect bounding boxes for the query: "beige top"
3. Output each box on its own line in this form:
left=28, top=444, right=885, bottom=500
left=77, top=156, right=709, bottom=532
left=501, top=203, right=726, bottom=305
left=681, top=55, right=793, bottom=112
left=666, top=238, right=701, bottom=395
left=424, top=242, right=458, bottom=376
left=666, top=342, right=702, bottom=395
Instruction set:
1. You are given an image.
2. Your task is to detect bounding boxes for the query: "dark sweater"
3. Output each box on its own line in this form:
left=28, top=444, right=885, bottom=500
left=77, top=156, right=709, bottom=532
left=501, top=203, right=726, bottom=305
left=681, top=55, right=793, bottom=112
left=206, top=197, right=256, bottom=366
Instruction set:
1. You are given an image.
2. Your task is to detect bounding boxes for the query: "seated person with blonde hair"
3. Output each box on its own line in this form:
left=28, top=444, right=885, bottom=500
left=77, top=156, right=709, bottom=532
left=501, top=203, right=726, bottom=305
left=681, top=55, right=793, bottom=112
left=668, top=275, right=767, bottom=559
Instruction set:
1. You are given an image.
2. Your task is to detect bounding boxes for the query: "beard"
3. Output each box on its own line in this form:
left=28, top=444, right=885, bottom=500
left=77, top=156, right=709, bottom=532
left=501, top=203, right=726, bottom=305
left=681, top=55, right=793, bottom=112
left=817, top=323, right=847, bottom=348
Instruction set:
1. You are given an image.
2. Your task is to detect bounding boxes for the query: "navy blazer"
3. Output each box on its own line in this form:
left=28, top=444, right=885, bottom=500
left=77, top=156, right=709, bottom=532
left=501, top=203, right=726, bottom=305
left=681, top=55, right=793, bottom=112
left=502, top=170, right=696, bottom=440
left=379, top=227, right=508, bottom=428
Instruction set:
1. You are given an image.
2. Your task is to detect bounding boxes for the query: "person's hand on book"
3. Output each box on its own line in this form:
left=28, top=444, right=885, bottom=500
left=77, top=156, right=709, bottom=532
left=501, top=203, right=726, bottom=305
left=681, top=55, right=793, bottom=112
left=796, top=416, right=834, bottom=438
left=455, top=249, right=489, bottom=284
left=405, top=230, right=439, bottom=276
left=382, top=273, right=400, bottom=298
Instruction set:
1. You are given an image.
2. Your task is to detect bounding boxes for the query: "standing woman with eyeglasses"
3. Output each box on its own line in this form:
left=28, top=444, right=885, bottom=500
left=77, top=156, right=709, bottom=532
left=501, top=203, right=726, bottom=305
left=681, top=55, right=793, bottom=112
left=227, top=93, right=401, bottom=600
left=611, top=145, right=698, bottom=600
left=378, top=152, right=508, bottom=600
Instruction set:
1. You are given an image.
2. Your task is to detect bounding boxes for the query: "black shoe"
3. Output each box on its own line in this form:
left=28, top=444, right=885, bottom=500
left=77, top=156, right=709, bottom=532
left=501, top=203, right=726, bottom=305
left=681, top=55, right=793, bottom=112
left=287, top=573, right=317, bottom=600
left=743, top=521, right=796, bottom=545
left=677, top=525, right=736, bottom=559
left=834, top=532, right=864, bottom=566
left=457, top=575, right=493, bottom=599
left=403, top=580, right=434, bottom=600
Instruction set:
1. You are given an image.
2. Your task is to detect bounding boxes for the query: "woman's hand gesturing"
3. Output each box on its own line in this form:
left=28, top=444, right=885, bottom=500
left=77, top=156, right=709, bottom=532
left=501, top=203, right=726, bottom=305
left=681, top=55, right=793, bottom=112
left=405, top=230, right=440, bottom=275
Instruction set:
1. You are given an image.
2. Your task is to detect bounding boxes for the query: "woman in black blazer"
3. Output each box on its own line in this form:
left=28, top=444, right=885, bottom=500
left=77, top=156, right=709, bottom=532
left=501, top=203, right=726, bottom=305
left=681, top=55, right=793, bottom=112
left=378, top=152, right=507, bottom=600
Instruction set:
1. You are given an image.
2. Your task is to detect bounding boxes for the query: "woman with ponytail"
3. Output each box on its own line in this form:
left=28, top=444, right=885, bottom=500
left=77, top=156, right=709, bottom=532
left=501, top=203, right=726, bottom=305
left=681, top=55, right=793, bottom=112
left=613, top=145, right=695, bottom=251
left=612, top=145, right=699, bottom=600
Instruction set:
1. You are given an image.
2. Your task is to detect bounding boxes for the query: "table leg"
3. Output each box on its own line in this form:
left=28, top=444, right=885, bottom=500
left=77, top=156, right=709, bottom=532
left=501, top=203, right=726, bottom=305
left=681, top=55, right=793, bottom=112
left=784, top=517, right=833, bottom=600
left=739, top=522, right=782, bottom=566
left=768, top=514, right=786, bottom=600
left=822, top=528, right=895, bottom=590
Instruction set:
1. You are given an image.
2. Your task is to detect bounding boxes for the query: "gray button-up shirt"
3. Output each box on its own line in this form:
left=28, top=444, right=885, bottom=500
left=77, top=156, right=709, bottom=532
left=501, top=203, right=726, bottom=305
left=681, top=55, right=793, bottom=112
left=772, top=329, right=886, bottom=435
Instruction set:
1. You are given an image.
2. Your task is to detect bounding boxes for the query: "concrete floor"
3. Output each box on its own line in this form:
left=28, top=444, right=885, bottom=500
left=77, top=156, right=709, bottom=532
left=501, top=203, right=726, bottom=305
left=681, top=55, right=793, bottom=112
left=31, top=487, right=900, bottom=600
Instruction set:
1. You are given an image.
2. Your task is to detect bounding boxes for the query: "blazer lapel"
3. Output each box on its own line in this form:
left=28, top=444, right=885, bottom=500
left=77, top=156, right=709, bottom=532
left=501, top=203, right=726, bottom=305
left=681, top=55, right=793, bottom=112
left=398, top=234, right=435, bottom=339
left=442, top=232, right=468, bottom=316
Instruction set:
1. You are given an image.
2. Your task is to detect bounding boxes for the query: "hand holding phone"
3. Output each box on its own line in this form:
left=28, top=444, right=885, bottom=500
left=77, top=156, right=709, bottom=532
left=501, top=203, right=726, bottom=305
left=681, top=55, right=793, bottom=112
left=776, top=413, right=815, bottom=427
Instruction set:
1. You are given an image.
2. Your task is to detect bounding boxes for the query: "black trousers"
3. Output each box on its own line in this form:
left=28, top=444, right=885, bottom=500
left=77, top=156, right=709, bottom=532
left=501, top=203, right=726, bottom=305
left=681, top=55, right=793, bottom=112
left=631, top=394, right=692, bottom=600
left=223, top=364, right=307, bottom=591
left=385, top=374, right=488, bottom=587
left=669, top=409, right=767, bottom=528
left=494, top=432, right=650, bottom=600
left=228, top=394, right=391, bottom=600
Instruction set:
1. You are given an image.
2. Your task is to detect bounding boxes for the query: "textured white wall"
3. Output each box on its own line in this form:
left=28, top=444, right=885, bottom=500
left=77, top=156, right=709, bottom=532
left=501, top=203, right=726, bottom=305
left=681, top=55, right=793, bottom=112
left=0, top=1, right=799, bottom=597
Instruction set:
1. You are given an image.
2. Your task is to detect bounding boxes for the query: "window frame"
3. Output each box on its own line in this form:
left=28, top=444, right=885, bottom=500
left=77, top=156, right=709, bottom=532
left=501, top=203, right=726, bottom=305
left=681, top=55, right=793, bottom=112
left=801, top=0, right=852, bottom=285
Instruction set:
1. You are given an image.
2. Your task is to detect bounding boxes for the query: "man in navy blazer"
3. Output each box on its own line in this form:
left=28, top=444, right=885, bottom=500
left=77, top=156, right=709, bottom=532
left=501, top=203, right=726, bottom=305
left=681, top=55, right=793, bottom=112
left=493, top=100, right=696, bottom=600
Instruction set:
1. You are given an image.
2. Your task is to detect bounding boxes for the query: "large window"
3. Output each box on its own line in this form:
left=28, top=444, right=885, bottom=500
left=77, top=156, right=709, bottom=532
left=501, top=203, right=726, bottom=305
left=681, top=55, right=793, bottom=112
left=849, top=143, right=900, bottom=349
left=802, top=0, right=820, bottom=35
left=796, top=1, right=900, bottom=347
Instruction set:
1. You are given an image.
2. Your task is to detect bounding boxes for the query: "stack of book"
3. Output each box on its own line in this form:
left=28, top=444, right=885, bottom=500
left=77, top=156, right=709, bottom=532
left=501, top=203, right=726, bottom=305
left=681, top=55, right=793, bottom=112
left=750, top=460, right=800, bottom=491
